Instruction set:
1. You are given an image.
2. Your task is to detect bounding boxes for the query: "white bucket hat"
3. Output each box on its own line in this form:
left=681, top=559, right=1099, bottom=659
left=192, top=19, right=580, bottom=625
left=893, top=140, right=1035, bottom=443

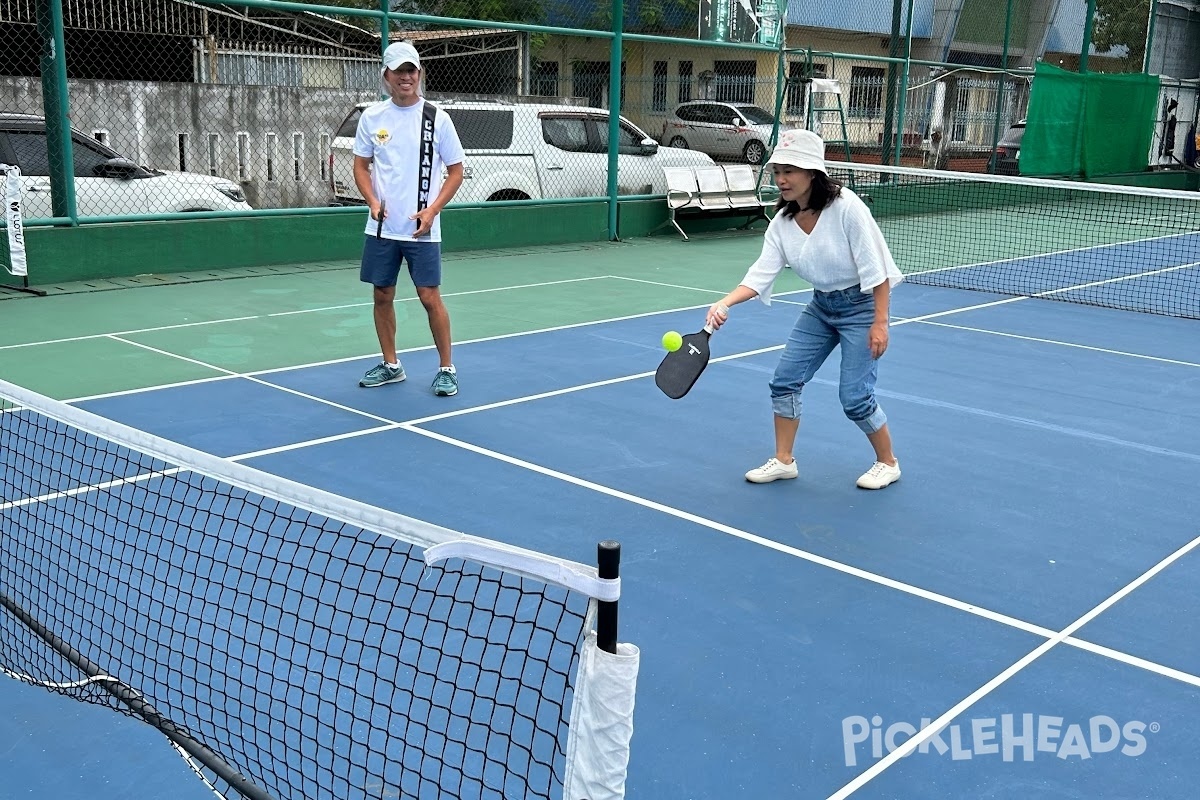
left=380, top=41, right=421, bottom=95
left=766, top=129, right=827, bottom=174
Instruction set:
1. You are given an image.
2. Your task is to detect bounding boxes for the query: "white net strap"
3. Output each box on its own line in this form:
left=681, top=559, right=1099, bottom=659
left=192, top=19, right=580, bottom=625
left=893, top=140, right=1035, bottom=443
left=2, top=164, right=27, bottom=277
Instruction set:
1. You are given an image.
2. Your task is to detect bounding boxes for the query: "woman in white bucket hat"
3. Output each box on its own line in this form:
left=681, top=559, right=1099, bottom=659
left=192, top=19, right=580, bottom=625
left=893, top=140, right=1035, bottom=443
left=705, top=129, right=905, bottom=490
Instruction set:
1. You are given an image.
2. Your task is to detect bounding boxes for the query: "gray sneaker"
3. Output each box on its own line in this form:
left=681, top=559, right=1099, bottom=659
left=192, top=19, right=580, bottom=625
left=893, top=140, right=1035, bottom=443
left=432, top=367, right=458, bottom=397
left=359, top=362, right=406, bottom=388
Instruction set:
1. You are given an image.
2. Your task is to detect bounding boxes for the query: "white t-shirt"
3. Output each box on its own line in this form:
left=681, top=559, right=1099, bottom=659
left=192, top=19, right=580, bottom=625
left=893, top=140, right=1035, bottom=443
left=740, top=188, right=903, bottom=304
left=353, top=98, right=465, bottom=242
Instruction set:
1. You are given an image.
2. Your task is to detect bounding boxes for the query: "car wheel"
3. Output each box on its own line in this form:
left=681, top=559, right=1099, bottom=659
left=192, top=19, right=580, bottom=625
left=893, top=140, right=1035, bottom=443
left=744, top=140, right=766, bottom=165
left=487, top=190, right=531, bottom=201
left=668, top=136, right=689, bottom=149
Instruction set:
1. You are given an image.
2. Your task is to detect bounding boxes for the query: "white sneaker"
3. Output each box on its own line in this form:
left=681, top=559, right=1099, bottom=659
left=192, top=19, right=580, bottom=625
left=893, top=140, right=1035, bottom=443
left=856, top=460, right=901, bottom=489
left=745, top=457, right=799, bottom=484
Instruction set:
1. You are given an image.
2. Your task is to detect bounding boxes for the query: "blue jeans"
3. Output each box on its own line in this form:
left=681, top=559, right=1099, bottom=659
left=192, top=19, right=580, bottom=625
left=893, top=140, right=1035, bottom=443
left=769, top=287, right=888, bottom=434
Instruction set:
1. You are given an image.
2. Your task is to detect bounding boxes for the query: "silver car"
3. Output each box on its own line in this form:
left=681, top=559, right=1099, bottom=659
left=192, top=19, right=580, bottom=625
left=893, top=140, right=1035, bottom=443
left=661, top=101, right=781, bottom=165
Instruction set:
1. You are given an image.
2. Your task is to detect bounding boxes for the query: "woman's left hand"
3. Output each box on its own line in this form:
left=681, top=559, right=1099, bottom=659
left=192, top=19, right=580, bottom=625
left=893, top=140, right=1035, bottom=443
left=868, top=321, right=889, bottom=359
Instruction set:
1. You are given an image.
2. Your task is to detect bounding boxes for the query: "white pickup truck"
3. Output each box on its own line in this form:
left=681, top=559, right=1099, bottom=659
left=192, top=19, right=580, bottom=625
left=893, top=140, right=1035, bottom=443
left=327, top=99, right=715, bottom=205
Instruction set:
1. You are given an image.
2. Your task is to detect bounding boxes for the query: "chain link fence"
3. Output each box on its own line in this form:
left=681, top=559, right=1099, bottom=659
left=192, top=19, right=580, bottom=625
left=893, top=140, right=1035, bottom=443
left=1, top=0, right=1196, bottom=222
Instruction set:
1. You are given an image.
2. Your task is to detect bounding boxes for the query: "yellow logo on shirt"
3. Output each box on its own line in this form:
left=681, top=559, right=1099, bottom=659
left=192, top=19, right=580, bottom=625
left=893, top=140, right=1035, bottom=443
left=373, top=128, right=390, bottom=145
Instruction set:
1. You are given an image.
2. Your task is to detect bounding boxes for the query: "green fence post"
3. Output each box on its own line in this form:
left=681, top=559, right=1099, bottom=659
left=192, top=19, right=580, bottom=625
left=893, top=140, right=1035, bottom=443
left=35, top=0, right=77, bottom=224
left=881, top=0, right=903, bottom=165
left=1142, top=0, right=1159, bottom=73
left=892, top=0, right=914, bottom=166
left=987, top=0, right=1014, bottom=174
left=1080, top=0, right=1096, bottom=73
left=380, top=0, right=389, bottom=59
left=606, top=0, right=624, bottom=241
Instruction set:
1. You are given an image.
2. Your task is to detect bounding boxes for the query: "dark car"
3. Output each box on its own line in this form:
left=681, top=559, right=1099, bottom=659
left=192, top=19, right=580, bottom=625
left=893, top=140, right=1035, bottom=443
left=994, top=119, right=1025, bottom=175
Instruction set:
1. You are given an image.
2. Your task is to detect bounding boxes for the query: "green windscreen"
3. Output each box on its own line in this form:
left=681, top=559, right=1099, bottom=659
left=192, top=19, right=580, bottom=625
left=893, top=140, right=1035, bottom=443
left=1021, top=62, right=1160, bottom=178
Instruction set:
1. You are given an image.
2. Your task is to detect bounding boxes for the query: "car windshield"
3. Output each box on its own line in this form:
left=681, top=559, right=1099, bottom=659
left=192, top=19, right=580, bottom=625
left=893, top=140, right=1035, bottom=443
left=738, top=106, right=777, bottom=125
left=1000, top=123, right=1025, bottom=146
left=335, top=109, right=362, bottom=138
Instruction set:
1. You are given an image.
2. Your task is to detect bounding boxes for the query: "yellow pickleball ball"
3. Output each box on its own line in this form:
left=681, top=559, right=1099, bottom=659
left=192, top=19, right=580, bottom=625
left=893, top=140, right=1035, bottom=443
left=662, top=331, right=683, bottom=352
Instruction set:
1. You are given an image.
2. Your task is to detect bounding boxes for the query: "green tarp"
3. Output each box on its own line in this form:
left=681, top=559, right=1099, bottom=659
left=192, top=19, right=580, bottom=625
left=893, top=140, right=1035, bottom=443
left=1020, top=62, right=1160, bottom=179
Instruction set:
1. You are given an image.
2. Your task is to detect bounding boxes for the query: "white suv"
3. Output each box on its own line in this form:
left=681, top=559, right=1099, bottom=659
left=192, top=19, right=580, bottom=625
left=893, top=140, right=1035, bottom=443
left=327, top=99, right=715, bottom=205
left=0, top=114, right=252, bottom=217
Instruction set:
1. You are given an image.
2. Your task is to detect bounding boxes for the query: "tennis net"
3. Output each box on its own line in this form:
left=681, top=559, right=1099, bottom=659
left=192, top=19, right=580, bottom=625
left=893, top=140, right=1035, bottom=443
left=0, top=378, right=638, bottom=800
left=824, top=161, right=1200, bottom=319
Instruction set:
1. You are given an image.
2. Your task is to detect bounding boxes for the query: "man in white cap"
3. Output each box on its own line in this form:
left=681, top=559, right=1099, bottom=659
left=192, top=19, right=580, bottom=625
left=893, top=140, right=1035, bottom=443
left=354, top=40, right=466, bottom=397
left=704, top=129, right=905, bottom=490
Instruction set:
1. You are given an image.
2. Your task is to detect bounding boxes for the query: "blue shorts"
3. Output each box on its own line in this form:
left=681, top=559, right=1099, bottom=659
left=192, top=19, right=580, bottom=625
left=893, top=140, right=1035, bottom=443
left=360, top=237, right=442, bottom=288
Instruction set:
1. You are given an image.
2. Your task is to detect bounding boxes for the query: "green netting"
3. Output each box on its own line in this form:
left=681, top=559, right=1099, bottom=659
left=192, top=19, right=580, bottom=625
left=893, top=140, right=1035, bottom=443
left=1021, top=62, right=1160, bottom=178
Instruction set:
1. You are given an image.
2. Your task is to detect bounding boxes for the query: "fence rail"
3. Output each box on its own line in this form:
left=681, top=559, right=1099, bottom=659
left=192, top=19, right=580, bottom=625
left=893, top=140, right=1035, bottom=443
left=0, top=0, right=1195, bottom=227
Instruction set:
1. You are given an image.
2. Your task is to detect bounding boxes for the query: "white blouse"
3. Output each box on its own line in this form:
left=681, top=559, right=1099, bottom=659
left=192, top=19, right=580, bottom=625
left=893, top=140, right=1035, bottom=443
left=739, top=188, right=903, bottom=304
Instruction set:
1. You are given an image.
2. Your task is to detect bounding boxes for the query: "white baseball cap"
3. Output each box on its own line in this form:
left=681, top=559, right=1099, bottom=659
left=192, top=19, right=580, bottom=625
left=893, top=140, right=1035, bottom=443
left=383, top=41, right=421, bottom=71
left=766, top=129, right=827, bottom=174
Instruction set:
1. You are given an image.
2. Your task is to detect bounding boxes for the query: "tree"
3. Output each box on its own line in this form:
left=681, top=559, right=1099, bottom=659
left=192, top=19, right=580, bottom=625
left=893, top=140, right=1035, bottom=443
left=1092, top=0, right=1151, bottom=71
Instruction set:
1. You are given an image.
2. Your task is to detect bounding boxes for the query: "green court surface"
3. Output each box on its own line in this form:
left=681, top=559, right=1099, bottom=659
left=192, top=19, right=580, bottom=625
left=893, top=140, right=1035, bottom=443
left=0, top=232, right=806, bottom=400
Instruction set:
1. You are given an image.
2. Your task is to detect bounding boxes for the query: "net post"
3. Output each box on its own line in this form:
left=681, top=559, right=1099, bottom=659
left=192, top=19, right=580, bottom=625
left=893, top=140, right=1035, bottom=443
left=596, top=540, right=620, bottom=654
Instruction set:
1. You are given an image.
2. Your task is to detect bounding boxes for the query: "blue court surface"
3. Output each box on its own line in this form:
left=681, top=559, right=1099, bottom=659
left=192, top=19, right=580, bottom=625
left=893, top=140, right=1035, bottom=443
left=4, top=276, right=1200, bottom=799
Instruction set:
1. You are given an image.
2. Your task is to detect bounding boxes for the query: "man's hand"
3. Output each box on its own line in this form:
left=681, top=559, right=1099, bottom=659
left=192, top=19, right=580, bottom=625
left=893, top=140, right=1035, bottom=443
left=410, top=208, right=436, bottom=237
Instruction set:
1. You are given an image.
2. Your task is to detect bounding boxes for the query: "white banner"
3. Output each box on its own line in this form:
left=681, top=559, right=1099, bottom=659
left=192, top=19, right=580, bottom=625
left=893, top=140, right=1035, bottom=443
left=2, top=164, right=27, bottom=277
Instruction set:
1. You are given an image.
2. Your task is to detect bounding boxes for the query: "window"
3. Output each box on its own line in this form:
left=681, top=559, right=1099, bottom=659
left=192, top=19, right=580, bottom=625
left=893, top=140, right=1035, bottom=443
left=207, top=133, right=220, bottom=176
left=849, top=66, right=885, bottom=118
left=442, top=109, right=514, bottom=150
left=786, top=62, right=827, bottom=116
left=335, top=109, right=361, bottom=139
left=571, top=61, right=623, bottom=109
left=652, top=61, right=668, bottom=112
left=533, top=61, right=559, bottom=97
left=237, top=132, right=250, bottom=181
left=953, top=85, right=972, bottom=142
left=738, top=106, right=777, bottom=125
left=678, top=61, right=693, bottom=104
left=319, top=133, right=331, bottom=180
left=541, top=116, right=590, bottom=153
left=177, top=133, right=189, bottom=171
left=292, top=133, right=303, bottom=181
left=4, top=131, right=52, bottom=176
left=70, top=135, right=115, bottom=177
left=265, top=133, right=277, bottom=181
left=713, top=60, right=755, bottom=104
left=592, top=118, right=646, bottom=155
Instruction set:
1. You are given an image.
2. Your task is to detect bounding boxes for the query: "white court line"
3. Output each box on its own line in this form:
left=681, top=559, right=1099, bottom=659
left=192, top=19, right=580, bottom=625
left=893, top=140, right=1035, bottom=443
left=0, top=275, right=613, bottom=352
left=264, top=275, right=613, bottom=317
left=827, top=533, right=1200, bottom=800
left=908, top=320, right=1200, bottom=369
left=0, top=468, right=183, bottom=511
left=106, top=335, right=399, bottom=426
left=62, top=289, right=812, bottom=405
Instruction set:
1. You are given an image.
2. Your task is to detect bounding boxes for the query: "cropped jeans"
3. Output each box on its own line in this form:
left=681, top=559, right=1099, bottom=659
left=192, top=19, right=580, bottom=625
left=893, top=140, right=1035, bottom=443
left=768, top=286, right=888, bottom=434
